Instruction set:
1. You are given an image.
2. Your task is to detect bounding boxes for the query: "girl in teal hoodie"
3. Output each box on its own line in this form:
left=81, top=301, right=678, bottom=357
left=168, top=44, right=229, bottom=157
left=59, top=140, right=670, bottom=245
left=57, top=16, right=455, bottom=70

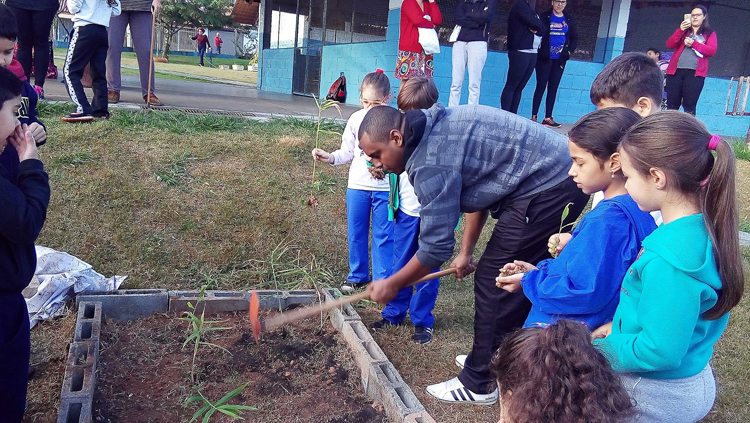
left=592, top=111, right=745, bottom=423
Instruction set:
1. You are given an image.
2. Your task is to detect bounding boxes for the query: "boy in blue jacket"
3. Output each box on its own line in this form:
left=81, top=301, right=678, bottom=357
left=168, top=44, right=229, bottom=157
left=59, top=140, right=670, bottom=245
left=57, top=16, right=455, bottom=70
left=0, top=66, right=51, bottom=423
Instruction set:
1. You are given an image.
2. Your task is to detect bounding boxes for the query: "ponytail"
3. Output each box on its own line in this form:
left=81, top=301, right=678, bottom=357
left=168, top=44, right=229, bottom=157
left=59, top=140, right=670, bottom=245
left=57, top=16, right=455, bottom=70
left=702, top=138, right=743, bottom=319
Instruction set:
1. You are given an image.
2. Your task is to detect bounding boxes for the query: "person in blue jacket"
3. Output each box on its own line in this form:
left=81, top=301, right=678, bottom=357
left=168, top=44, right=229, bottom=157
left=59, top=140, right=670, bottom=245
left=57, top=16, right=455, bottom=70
left=496, top=107, right=657, bottom=330
left=448, top=0, right=496, bottom=107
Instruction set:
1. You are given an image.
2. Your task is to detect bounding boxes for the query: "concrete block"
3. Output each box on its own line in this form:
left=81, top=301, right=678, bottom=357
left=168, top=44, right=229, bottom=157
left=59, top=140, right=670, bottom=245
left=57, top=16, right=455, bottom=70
left=366, top=364, right=425, bottom=421
left=60, top=341, right=99, bottom=400
left=57, top=397, right=93, bottom=423
left=76, top=289, right=167, bottom=322
left=404, top=412, right=437, bottom=423
left=74, top=302, right=101, bottom=343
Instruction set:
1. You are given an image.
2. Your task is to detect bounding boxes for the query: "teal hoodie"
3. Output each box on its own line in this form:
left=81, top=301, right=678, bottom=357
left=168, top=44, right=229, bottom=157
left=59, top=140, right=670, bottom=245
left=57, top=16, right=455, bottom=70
left=594, top=214, right=729, bottom=379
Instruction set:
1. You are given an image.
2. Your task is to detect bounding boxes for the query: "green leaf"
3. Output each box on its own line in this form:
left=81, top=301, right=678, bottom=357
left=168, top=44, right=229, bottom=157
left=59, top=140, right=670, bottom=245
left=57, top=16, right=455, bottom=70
left=214, top=382, right=248, bottom=406
left=203, top=408, right=215, bottom=423
left=189, top=404, right=211, bottom=422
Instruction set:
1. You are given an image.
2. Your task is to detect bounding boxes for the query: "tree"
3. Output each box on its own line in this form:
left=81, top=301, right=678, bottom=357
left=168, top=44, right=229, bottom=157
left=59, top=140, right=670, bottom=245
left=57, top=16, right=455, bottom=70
left=158, top=0, right=235, bottom=59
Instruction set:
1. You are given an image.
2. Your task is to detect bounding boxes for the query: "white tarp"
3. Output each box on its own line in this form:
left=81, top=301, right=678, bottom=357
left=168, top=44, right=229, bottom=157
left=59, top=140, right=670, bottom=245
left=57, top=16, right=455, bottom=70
left=26, top=246, right=126, bottom=328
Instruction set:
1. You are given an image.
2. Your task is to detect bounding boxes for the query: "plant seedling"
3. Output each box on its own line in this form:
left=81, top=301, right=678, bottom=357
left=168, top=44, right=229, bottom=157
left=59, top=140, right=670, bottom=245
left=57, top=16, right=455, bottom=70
left=179, top=285, right=231, bottom=383
left=550, top=202, right=576, bottom=258
left=186, top=382, right=256, bottom=422
left=307, top=94, right=342, bottom=208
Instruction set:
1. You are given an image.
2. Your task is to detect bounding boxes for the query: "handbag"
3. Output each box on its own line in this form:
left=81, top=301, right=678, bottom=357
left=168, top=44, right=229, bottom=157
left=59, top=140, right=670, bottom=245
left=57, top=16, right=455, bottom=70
left=418, top=27, right=441, bottom=55
left=449, top=25, right=461, bottom=43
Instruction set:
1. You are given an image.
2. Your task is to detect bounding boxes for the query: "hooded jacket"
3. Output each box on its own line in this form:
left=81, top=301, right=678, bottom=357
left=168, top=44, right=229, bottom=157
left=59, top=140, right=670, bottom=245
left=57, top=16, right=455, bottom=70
left=537, top=10, right=577, bottom=62
left=454, top=0, right=497, bottom=43
left=522, top=194, right=656, bottom=329
left=594, top=214, right=729, bottom=379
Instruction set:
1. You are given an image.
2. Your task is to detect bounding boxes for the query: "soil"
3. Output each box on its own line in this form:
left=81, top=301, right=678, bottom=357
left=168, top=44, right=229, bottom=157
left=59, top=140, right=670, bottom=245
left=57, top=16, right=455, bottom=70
left=92, top=310, right=387, bottom=423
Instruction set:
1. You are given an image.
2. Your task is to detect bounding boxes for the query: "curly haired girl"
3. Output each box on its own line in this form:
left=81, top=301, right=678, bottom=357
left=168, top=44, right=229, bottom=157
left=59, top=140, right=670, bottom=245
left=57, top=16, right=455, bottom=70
left=492, top=320, right=634, bottom=423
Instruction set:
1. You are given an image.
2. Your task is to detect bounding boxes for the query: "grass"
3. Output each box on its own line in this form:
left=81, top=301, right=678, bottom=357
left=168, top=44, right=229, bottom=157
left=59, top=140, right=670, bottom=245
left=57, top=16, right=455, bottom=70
left=25, top=106, right=750, bottom=422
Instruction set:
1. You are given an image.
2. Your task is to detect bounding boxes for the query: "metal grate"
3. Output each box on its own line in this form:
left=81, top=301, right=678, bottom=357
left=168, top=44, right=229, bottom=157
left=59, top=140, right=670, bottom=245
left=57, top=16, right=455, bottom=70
left=140, top=105, right=258, bottom=118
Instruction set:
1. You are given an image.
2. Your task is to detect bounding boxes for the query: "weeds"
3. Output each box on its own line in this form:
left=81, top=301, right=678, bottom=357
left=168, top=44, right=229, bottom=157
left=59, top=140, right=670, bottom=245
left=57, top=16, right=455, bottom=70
left=53, top=151, right=95, bottom=169
left=247, top=241, right=335, bottom=293
left=155, top=150, right=198, bottom=189
left=730, top=138, right=750, bottom=162
left=179, top=286, right=231, bottom=383
left=185, top=383, right=256, bottom=422
left=112, top=109, right=253, bottom=134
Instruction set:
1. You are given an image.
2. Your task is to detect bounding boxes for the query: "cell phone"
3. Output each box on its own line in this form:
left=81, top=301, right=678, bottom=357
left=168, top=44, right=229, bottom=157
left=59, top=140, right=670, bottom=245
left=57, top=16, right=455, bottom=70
left=684, top=13, right=691, bottom=22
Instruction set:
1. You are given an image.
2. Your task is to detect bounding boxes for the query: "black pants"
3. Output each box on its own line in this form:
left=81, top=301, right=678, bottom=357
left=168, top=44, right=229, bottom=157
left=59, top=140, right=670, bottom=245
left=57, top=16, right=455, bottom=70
left=457, top=177, right=589, bottom=394
left=64, top=24, right=109, bottom=116
left=666, top=68, right=705, bottom=115
left=198, top=45, right=207, bottom=65
left=0, top=292, right=31, bottom=423
left=8, top=6, right=57, bottom=88
left=532, top=57, right=566, bottom=118
left=501, top=50, right=537, bottom=114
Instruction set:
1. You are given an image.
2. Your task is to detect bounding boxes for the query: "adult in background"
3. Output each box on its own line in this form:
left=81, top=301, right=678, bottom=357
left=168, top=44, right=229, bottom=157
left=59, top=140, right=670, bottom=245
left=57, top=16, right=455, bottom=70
left=665, top=4, right=716, bottom=116
left=448, top=0, right=496, bottom=107
left=395, top=0, right=442, bottom=89
left=191, top=28, right=211, bottom=67
left=214, top=32, right=223, bottom=55
left=530, top=0, right=576, bottom=128
left=5, top=0, right=59, bottom=99
left=106, top=0, right=163, bottom=106
left=500, top=0, right=544, bottom=114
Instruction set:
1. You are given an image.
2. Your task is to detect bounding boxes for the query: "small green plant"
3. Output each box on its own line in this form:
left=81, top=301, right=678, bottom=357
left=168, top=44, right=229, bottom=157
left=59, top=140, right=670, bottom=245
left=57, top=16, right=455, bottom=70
left=53, top=151, right=95, bottom=169
left=307, top=94, right=343, bottom=208
left=186, top=382, right=256, bottom=422
left=155, top=150, right=196, bottom=188
left=179, top=285, right=231, bottom=383
left=550, top=202, right=577, bottom=258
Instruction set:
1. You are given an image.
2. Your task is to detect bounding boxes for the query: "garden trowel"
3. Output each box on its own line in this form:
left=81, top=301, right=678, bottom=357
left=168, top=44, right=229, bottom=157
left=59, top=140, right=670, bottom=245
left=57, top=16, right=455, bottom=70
left=248, top=268, right=459, bottom=344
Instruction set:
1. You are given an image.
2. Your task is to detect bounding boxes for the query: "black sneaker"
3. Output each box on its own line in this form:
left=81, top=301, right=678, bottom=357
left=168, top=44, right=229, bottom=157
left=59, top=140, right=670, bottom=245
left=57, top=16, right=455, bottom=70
left=542, top=117, right=562, bottom=128
left=93, top=112, right=110, bottom=120
left=413, top=326, right=433, bottom=344
left=371, top=319, right=402, bottom=330
left=62, top=112, right=94, bottom=123
left=341, top=281, right=368, bottom=293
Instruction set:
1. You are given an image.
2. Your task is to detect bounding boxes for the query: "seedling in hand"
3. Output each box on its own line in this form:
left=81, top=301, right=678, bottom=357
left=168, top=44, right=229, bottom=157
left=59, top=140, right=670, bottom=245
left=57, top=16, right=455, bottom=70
left=550, top=202, right=576, bottom=258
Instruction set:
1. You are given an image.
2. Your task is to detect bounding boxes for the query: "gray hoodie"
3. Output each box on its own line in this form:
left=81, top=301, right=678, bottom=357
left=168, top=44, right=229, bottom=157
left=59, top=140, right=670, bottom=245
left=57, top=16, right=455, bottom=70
left=404, top=103, right=572, bottom=269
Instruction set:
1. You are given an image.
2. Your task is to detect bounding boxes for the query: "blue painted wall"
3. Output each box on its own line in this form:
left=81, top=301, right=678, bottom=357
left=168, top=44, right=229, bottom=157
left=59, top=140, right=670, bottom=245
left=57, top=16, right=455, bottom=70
left=263, top=8, right=749, bottom=137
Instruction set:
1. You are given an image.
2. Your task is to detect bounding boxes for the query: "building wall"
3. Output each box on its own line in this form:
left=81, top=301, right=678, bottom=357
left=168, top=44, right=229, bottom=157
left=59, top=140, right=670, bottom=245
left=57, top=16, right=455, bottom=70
left=265, top=2, right=750, bottom=137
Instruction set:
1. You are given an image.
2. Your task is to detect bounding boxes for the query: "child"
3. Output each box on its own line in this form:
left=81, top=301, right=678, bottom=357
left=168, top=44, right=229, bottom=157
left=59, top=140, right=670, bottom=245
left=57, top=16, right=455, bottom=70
left=192, top=28, right=211, bottom=67
left=0, top=3, right=48, bottom=186
left=495, top=107, right=657, bottom=330
left=311, top=70, right=393, bottom=293
left=371, top=77, right=440, bottom=344
left=491, top=320, right=634, bottom=423
left=592, top=111, right=744, bottom=423
left=0, top=66, right=51, bottom=423
left=63, top=0, right=121, bottom=122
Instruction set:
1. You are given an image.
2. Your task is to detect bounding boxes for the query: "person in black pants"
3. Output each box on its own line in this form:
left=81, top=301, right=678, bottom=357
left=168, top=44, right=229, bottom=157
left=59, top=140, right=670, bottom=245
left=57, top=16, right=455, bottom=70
left=500, top=0, right=544, bottom=114
left=531, top=0, right=576, bottom=128
left=5, top=0, right=59, bottom=98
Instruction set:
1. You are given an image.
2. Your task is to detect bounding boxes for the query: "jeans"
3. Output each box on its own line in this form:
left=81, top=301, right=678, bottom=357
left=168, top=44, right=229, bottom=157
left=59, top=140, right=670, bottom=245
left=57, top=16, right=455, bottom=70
left=532, top=57, right=566, bottom=118
left=501, top=50, right=537, bottom=114
left=666, top=68, right=705, bottom=115
left=449, top=41, right=488, bottom=107
left=381, top=211, right=440, bottom=327
left=107, top=11, right=156, bottom=96
left=346, top=189, right=394, bottom=283
left=198, top=45, right=207, bottom=66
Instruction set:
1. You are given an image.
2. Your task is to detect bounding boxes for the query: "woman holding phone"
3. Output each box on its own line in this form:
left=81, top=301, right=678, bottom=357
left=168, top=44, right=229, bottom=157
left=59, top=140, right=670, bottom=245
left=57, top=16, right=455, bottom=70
left=664, top=5, right=716, bottom=115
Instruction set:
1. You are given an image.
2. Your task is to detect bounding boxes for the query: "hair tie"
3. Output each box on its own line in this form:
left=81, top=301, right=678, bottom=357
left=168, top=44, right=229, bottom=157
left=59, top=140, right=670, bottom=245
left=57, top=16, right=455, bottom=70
left=708, top=134, right=721, bottom=150
left=375, top=69, right=384, bottom=74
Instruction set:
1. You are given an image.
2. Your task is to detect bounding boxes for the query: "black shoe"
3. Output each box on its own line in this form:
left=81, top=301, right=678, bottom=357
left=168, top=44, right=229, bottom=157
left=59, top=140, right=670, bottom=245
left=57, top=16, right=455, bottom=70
left=542, top=117, right=562, bottom=128
left=93, top=112, right=110, bottom=120
left=371, top=318, right=402, bottom=330
left=62, top=112, right=94, bottom=123
left=341, top=281, right=368, bottom=293
left=413, top=326, right=433, bottom=344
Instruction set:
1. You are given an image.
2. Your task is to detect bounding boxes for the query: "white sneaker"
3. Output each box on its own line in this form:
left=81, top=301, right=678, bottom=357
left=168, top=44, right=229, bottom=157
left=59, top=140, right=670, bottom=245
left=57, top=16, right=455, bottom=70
left=455, top=354, right=467, bottom=369
left=426, top=377, right=498, bottom=405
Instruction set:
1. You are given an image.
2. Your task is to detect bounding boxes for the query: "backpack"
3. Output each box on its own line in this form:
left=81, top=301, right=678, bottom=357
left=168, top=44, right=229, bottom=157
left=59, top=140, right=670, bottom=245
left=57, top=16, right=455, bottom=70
left=326, top=72, right=346, bottom=102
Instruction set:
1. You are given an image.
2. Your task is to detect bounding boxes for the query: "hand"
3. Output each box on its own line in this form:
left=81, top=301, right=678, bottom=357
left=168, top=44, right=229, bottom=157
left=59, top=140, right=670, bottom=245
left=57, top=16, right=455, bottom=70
left=28, top=122, right=46, bottom=145
left=684, top=37, right=694, bottom=47
left=423, top=14, right=432, bottom=21
left=530, top=28, right=537, bottom=34
left=495, top=272, right=523, bottom=292
left=680, top=20, right=690, bottom=31
left=151, top=0, right=162, bottom=16
left=8, top=124, right=39, bottom=161
left=548, top=233, right=573, bottom=256
left=367, top=279, right=400, bottom=304
left=311, top=148, right=333, bottom=164
left=450, top=252, right=477, bottom=281
left=591, top=322, right=613, bottom=340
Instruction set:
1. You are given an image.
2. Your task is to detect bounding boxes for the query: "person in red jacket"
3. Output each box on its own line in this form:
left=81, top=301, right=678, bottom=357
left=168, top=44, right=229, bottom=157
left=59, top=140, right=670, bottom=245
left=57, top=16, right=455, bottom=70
left=664, top=4, right=716, bottom=116
left=395, top=0, right=442, bottom=89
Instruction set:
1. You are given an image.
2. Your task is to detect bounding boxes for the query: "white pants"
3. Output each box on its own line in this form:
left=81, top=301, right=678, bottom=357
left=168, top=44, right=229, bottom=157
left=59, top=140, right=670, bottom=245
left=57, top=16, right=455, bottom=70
left=449, top=41, right=487, bottom=107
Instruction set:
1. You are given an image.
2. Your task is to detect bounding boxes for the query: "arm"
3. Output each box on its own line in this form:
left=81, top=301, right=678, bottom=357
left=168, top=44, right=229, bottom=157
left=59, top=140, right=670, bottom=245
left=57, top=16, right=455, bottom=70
left=67, top=0, right=83, bottom=14
left=27, top=91, right=47, bottom=145
left=329, top=114, right=358, bottom=165
left=565, top=14, right=578, bottom=56
left=594, top=260, right=704, bottom=373
left=450, top=210, right=488, bottom=278
left=692, top=32, right=717, bottom=57
left=425, top=1, right=442, bottom=26
left=454, top=1, right=480, bottom=29
left=515, top=1, right=545, bottom=34
left=111, top=0, right=121, bottom=16
left=666, top=27, right=686, bottom=49
left=467, top=0, right=497, bottom=25
left=401, top=0, right=435, bottom=28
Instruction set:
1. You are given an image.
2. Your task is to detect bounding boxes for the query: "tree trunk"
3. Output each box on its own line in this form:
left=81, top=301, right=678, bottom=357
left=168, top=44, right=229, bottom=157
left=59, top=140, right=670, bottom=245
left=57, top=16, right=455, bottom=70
left=162, top=31, right=173, bottom=59
left=746, top=121, right=750, bottom=146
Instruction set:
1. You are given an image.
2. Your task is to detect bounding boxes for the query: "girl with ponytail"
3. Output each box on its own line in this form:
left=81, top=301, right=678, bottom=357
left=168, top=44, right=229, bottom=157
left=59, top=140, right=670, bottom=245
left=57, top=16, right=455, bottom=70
left=593, top=110, right=744, bottom=423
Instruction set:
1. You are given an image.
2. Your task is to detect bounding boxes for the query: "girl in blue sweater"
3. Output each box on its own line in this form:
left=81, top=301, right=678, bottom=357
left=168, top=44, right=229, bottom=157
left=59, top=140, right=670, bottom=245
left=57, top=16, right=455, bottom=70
left=592, top=111, right=744, bottom=423
left=496, top=107, right=657, bottom=330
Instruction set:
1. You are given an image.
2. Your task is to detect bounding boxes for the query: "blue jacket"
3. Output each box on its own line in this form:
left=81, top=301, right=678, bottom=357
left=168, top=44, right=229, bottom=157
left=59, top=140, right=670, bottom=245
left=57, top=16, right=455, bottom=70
left=0, top=80, right=45, bottom=185
left=454, top=0, right=497, bottom=43
left=506, top=0, right=545, bottom=51
left=594, top=214, right=729, bottom=379
left=537, top=10, right=578, bottom=62
left=522, top=194, right=657, bottom=329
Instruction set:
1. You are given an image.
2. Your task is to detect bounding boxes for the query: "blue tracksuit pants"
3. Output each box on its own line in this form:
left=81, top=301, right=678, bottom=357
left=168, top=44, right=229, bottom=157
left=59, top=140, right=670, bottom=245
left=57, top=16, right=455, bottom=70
left=0, top=292, right=31, bottom=422
left=346, top=188, right=393, bottom=283
left=381, top=210, right=439, bottom=328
